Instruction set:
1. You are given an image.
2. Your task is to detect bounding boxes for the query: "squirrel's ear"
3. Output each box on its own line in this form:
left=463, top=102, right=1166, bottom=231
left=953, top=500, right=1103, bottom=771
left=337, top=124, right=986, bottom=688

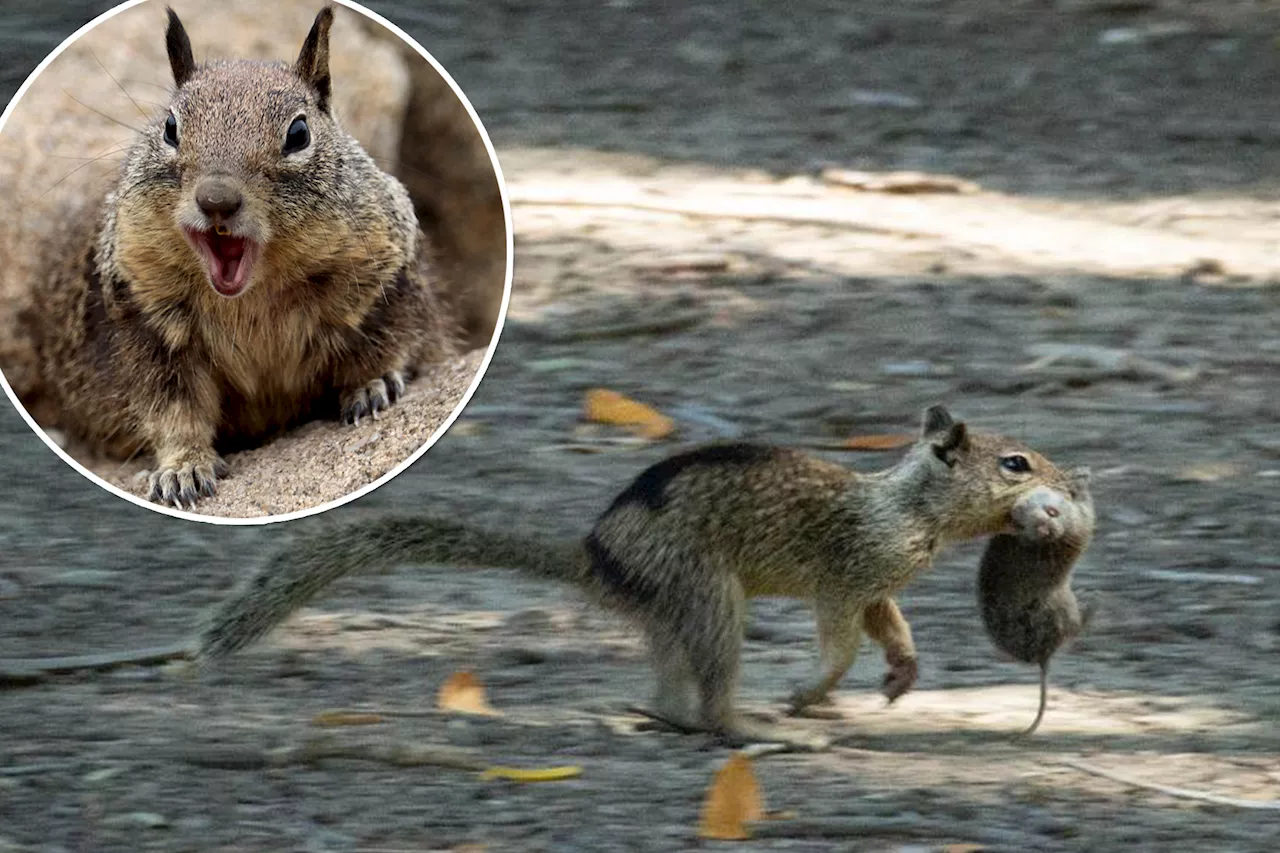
left=295, top=6, right=334, bottom=113
left=929, top=422, right=968, bottom=467
left=165, top=7, right=196, bottom=88
left=920, top=404, right=953, bottom=438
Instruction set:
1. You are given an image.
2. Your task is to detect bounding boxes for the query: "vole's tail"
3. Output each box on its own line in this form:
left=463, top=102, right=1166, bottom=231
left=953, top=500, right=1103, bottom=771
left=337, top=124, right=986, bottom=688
left=1019, top=662, right=1050, bottom=738
left=195, top=516, right=588, bottom=660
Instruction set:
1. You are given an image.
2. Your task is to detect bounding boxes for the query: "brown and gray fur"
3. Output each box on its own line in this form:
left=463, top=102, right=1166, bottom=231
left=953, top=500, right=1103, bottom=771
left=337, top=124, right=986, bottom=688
left=197, top=405, right=1074, bottom=747
left=20, top=6, right=456, bottom=508
left=978, top=468, right=1095, bottom=736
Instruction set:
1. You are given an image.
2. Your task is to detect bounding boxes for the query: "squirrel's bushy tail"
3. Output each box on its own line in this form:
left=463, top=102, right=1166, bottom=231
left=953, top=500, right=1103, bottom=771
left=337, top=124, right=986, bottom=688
left=195, top=516, right=587, bottom=660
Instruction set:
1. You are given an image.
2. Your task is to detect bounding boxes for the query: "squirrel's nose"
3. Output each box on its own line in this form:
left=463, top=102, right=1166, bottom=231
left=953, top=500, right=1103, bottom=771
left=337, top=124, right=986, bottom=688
left=195, top=180, right=243, bottom=219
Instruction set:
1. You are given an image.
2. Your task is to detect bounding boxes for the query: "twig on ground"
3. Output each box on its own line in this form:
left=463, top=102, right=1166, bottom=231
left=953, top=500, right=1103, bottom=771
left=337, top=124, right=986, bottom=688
left=519, top=309, right=707, bottom=343
left=746, top=816, right=1051, bottom=850
left=1058, top=758, right=1280, bottom=810
left=177, top=735, right=489, bottom=772
left=0, top=642, right=194, bottom=686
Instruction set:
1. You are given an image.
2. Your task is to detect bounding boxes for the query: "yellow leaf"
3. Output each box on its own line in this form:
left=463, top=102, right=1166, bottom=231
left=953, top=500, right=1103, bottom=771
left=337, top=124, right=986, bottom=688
left=843, top=433, right=914, bottom=451
left=480, top=765, right=583, bottom=782
left=583, top=389, right=675, bottom=440
left=436, top=671, right=501, bottom=717
left=309, top=711, right=385, bottom=727
left=697, top=752, right=764, bottom=841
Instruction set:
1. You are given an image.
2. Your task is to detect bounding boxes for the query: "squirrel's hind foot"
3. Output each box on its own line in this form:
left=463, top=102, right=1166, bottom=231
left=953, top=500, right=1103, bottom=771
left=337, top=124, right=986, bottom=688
left=342, top=371, right=406, bottom=426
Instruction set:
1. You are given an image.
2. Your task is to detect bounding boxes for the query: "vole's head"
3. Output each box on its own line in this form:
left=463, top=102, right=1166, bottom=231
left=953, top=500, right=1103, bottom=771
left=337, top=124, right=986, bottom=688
left=1009, top=467, right=1096, bottom=548
left=116, top=6, right=351, bottom=300
left=907, top=405, right=1073, bottom=542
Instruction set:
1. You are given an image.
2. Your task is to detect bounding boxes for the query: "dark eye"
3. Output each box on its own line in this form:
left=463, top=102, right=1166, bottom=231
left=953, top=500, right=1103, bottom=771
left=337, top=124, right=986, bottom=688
left=283, top=116, right=310, bottom=154
left=163, top=113, right=179, bottom=148
left=1000, top=454, right=1032, bottom=474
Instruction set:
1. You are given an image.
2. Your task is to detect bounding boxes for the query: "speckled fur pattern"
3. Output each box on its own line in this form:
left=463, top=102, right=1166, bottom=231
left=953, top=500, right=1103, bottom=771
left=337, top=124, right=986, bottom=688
left=21, top=6, right=458, bottom=509
left=978, top=468, right=1096, bottom=736
left=195, top=405, right=1073, bottom=749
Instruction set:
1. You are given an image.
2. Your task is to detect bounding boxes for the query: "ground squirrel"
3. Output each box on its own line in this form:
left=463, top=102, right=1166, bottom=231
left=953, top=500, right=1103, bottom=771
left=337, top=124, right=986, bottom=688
left=19, top=6, right=457, bottom=509
left=978, top=467, right=1095, bottom=736
left=197, top=405, right=1077, bottom=747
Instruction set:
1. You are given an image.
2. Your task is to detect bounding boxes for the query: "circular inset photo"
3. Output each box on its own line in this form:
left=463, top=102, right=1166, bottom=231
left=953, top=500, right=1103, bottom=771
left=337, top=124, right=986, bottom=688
left=0, top=0, right=511, bottom=522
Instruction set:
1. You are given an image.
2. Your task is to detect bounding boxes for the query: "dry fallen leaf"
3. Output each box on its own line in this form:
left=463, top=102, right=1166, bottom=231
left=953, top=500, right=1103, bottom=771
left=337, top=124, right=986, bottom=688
left=583, top=389, right=675, bottom=440
left=697, top=752, right=764, bottom=841
left=480, top=765, right=583, bottom=782
left=843, top=433, right=914, bottom=451
left=309, top=711, right=385, bottom=727
left=436, top=671, right=501, bottom=717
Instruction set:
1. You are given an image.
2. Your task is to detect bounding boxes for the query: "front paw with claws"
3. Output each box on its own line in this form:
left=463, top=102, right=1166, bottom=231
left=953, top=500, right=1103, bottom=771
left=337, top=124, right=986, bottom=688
left=880, top=653, right=918, bottom=703
left=147, top=454, right=228, bottom=510
left=342, top=371, right=406, bottom=425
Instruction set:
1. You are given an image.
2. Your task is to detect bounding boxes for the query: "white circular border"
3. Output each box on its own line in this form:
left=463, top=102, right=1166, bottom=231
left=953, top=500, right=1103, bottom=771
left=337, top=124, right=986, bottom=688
left=0, top=0, right=514, bottom=526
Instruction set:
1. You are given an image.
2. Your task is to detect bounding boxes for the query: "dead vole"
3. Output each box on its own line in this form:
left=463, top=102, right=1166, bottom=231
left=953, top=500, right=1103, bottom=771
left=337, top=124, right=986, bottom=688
left=978, top=467, right=1095, bottom=736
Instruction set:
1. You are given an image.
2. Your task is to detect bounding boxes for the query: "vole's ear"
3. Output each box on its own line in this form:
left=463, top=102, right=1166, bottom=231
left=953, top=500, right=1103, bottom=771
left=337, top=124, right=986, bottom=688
left=1067, top=466, right=1092, bottom=498
left=920, top=404, right=953, bottom=437
left=295, top=6, right=334, bottom=113
left=929, top=422, right=968, bottom=467
left=165, top=7, right=196, bottom=88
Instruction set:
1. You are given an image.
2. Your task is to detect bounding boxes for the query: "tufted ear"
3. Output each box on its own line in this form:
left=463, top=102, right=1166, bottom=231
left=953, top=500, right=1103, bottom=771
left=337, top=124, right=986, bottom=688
left=295, top=6, right=335, bottom=113
left=165, top=7, right=196, bottom=87
left=920, top=404, right=954, bottom=437
left=921, top=405, right=968, bottom=467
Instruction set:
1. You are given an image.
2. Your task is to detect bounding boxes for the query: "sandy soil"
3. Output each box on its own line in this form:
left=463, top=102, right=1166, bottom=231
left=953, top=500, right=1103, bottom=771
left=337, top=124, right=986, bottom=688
left=1, top=1, right=1278, bottom=851
left=82, top=348, right=489, bottom=519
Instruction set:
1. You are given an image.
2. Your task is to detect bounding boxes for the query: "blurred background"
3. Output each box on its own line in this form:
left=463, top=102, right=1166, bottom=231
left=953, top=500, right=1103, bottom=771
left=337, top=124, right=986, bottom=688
left=1, top=1, right=1277, bottom=851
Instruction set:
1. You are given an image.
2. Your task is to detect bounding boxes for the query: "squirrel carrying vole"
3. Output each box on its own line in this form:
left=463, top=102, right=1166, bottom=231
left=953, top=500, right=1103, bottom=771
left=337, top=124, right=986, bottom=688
left=20, top=6, right=458, bottom=509
left=194, top=405, right=1079, bottom=749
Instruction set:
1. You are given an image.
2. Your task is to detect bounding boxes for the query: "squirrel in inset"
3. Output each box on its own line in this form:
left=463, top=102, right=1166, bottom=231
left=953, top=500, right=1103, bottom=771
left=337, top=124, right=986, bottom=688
left=978, top=467, right=1095, bottom=737
left=195, top=405, right=1078, bottom=748
left=20, top=6, right=457, bottom=508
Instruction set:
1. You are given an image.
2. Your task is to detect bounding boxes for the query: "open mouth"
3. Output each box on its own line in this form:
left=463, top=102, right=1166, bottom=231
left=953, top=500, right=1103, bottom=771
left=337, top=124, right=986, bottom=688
left=184, top=227, right=259, bottom=297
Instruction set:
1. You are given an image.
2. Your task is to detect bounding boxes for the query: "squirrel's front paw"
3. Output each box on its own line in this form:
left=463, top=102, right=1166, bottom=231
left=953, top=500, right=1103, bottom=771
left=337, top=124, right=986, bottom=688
left=342, top=371, right=406, bottom=425
left=880, top=654, right=918, bottom=703
left=147, top=453, right=228, bottom=510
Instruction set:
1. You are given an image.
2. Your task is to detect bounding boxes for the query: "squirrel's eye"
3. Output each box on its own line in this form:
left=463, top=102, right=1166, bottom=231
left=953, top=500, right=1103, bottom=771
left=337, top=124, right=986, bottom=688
left=283, top=116, right=310, bottom=154
left=1000, top=454, right=1032, bottom=474
left=163, top=113, right=179, bottom=148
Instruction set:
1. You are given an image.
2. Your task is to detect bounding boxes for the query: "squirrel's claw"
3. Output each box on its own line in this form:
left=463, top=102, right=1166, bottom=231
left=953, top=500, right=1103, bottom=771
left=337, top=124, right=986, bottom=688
left=342, top=371, right=406, bottom=425
left=146, top=456, right=224, bottom=510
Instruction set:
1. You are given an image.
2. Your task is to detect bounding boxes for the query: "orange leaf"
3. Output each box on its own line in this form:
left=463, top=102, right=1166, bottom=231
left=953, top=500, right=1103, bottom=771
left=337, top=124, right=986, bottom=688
left=583, top=389, right=675, bottom=440
left=436, top=671, right=501, bottom=717
left=843, top=433, right=914, bottom=451
left=309, top=711, right=385, bottom=727
left=697, top=752, right=764, bottom=841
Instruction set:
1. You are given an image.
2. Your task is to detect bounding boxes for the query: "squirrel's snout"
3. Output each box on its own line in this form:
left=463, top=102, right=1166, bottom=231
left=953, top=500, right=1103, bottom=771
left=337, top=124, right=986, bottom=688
left=195, top=179, right=244, bottom=223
